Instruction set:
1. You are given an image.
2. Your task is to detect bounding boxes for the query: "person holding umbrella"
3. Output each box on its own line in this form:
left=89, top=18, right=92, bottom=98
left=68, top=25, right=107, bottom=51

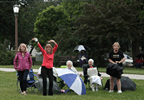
left=108, top=42, right=125, bottom=93
left=78, top=50, right=88, bottom=67
left=32, top=38, right=58, bottom=96
left=73, top=45, right=89, bottom=67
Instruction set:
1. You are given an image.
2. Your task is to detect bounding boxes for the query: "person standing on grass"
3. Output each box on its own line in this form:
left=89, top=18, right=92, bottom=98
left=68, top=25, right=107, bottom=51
left=14, top=43, right=32, bottom=95
left=108, top=42, right=125, bottom=93
left=32, top=38, right=58, bottom=96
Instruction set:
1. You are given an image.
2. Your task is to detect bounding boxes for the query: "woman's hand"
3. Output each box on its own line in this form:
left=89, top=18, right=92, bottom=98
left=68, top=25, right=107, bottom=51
left=32, top=38, right=38, bottom=42
left=48, top=40, right=55, bottom=43
left=32, top=38, right=39, bottom=44
left=48, top=39, right=57, bottom=45
left=100, top=76, right=103, bottom=80
left=32, top=38, right=35, bottom=41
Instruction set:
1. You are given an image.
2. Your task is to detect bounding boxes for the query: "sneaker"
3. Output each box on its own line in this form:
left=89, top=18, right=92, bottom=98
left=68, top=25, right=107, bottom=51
left=22, top=92, right=26, bottom=95
left=118, top=90, right=122, bottom=93
left=109, top=90, right=114, bottom=93
left=92, top=87, right=95, bottom=91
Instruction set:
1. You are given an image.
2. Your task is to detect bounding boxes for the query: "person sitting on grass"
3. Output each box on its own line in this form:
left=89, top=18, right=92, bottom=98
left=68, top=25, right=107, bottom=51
left=66, top=60, right=82, bottom=76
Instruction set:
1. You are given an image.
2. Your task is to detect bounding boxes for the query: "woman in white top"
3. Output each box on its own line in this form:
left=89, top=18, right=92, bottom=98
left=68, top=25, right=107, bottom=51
left=87, top=59, right=102, bottom=91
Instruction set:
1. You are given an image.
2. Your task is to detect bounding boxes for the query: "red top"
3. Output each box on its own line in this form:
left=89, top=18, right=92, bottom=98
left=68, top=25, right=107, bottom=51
left=135, top=58, right=143, bottom=63
left=38, top=43, right=58, bottom=69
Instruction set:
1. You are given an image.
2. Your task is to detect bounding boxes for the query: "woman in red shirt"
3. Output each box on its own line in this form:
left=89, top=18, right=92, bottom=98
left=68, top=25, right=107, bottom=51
left=32, top=38, right=58, bottom=96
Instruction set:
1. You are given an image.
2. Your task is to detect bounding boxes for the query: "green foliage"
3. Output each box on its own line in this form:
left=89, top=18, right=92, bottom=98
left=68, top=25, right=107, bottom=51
left=61, top=1, right=86, bottom=18
left=0, top=0, right=58, bottom=49
left=71, top=0, right=144, bottom=66
left=34, top=5, right=70, bottom=46
left=53, top=1, right=90, bottom=66
left=0, top=1, right=15, bottom=48
left=0, top=39, right=15, bottom=65
left=0, top=51, right=15, bottom=65
left=75, top=0, right=143, bottom=45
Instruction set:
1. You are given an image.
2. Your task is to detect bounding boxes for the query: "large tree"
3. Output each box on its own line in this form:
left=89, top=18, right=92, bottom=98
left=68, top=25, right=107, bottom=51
left=34, top=5, right=70, bottom=46
left=0, top=1, right=15, bottom=49
left=73, top=0, right=144, bottom=66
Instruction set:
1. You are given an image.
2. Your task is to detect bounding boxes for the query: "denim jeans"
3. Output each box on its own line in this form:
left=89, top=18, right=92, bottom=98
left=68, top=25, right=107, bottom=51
left=135, top=63, right=143, bottom=69
left=18, top=70, right=29, bottom=92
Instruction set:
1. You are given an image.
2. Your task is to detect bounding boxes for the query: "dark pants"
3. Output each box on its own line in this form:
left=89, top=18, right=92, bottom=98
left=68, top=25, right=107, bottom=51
left=135, top=63, right=143, bottom=69
left=80, top=59, right=87, bottom=68
left=41, top=66, right=53, bottom=95
left=18, top=70, right=29, bottom=92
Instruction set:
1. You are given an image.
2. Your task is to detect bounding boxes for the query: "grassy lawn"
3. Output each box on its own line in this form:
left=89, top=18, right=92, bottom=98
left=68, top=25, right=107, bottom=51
left=0, top=71, right=143, bottom=100
left=0, top=65, right=143, bottom=75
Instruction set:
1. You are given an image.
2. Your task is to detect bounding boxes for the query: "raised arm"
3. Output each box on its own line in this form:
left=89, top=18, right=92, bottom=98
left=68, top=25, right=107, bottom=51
left=48, top=40, right=58, bottom=53
left=48, top=39, right=57, bottom=45
left=32, top=38, right=44, bottom=53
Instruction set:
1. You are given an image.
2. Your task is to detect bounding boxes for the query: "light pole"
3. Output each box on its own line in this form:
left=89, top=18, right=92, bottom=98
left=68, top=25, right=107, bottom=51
left=13, top=4, right=20, bottom=55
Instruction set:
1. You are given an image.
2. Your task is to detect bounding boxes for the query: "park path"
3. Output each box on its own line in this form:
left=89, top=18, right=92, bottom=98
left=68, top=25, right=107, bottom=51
left=0, top=68, right=144, bottom=80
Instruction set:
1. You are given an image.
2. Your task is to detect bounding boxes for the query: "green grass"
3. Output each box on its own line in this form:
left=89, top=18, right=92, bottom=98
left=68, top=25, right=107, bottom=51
left=0, top=65, right=144, bottom=75
left=98, top=68, right=144, bottom=75
left=0, top=71, right=143, bottom=100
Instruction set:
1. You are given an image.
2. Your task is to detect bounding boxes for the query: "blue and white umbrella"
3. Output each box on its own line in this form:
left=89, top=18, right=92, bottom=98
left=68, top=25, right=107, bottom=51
left=55, top=68, right=86, bottom=95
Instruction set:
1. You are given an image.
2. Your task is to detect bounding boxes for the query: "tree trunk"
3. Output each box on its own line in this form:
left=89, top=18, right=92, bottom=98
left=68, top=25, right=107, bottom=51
left=132, top=40, right=140, bottom=67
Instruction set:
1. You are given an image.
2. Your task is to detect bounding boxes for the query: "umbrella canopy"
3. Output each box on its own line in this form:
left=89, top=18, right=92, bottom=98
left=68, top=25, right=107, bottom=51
left=104, top=76, right=136, bottom=91
left=35, top=78, right=61, bottom=94
left=136, top=53, right=144, bottom=58
left=55, top=68, right=86, bottom=95
left=73, top=45, right=90, bottom=52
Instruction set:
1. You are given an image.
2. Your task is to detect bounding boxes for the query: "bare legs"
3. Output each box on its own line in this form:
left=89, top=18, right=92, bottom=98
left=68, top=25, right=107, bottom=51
left=116, top=79, right=121, bottom=90
left=109, top=76, right=122, bottom=93
left=110, top=76, right=114, bottom=91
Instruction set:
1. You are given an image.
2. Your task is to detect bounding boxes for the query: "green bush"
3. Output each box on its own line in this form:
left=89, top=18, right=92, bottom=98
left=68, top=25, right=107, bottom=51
left=0, top=51, right=15, bottom=65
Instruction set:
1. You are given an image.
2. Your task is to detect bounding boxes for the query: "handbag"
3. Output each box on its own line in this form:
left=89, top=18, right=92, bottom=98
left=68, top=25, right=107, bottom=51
left=106, top=63, right=123, bottom=78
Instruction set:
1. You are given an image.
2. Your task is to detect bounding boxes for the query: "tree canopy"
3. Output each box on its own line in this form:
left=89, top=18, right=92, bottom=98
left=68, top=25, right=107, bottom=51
left=34, top=5, right=70, bottom=46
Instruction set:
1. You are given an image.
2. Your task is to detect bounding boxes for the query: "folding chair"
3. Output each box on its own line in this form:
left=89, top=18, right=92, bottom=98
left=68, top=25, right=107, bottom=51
left=82, top=64, right=91, bottom=89
left=82, top=64, right=103, bottom=90
left=16, top=69, right=38, bottom=93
